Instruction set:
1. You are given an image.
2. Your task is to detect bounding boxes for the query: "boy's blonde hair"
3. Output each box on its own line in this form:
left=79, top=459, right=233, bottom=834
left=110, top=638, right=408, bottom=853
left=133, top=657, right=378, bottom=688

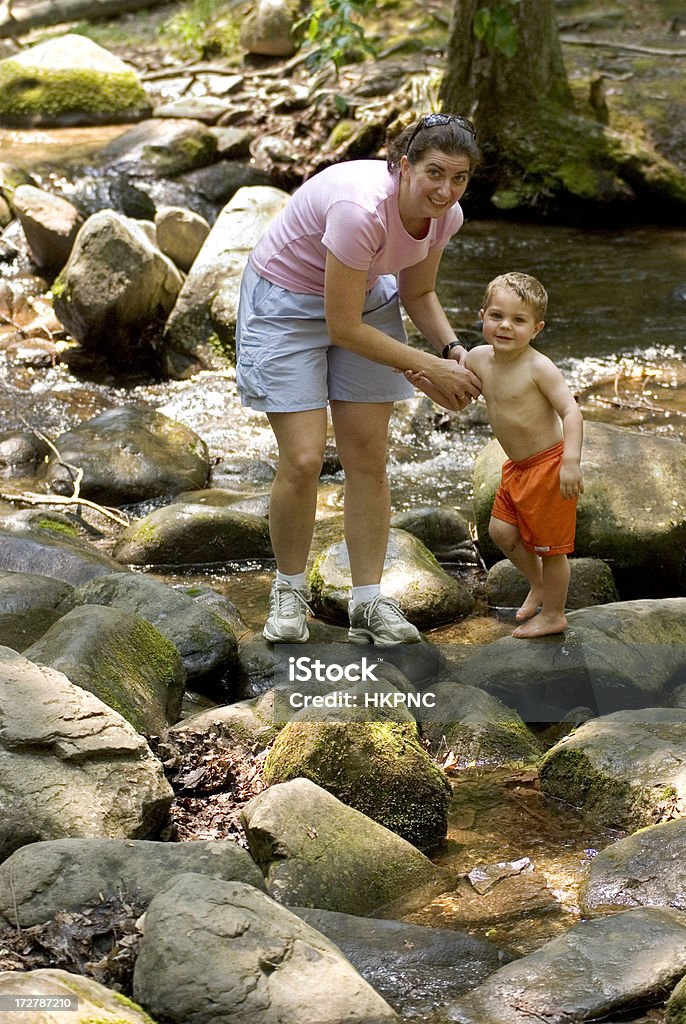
left=482, top=272, right=548, bottom=321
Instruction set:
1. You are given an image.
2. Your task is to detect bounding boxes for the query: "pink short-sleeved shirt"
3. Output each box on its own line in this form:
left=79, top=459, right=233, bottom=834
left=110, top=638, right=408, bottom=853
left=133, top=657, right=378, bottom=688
left=249, top=160, right=463, bottom=295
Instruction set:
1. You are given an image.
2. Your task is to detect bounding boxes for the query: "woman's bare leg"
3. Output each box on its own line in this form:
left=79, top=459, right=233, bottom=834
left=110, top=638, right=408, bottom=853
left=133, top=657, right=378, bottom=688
left=330, top=400, right=393, bottom=586
left=267, top=409, right=327, bottom=573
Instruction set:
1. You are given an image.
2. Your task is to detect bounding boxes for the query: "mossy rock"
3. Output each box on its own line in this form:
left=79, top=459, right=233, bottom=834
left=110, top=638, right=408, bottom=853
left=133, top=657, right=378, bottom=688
left=264, top=717, right=452, bottom=849
left=666, top=975, right=686, bottom=1024
left=0, top=35, right=151, bottom=128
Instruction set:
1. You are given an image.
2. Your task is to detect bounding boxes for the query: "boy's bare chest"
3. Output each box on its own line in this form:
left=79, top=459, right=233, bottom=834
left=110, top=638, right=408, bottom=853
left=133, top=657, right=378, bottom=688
left=481, top=364, right=540, bottom=406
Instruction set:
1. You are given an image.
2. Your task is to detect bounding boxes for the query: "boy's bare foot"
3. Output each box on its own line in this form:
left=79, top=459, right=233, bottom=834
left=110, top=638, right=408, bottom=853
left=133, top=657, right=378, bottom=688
left=515, top=590, right=543, bottom=622
left=512, top=612, right=568, bottom=639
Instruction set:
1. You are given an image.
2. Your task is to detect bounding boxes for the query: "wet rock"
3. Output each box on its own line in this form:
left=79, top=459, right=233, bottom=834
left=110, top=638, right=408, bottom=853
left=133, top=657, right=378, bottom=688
left=445, top=907, right=686, bottom=1024
left=61, top=572, right=238, bottom=690
left=486, top=556, right=619, bottom=610
left=0, top=521, right=125, bottom=586
left=11, top=185, right=83, bottom=273
left=53, top=209, right=183, bottom=373
left=240, top=0, right=300, bottom=57
left=666, top=974, right=686, bottom=1024
left=422, top=681, right=542, bottom=767
left=113, top=503, right=273, bottom=566
left=453, top=598, right=686, bottom=722
left=0, top=837, right=265, bottom=928
left=133, top=874, right=399, bottom=1024
left=24, top=604, right=186, bottom=734
left=241, top=777, right=453, bottom=915
left=473, top=422, right=686, bottom=596
left=177, top=581, right=246, bottom=635
left=539, top=708, right=686, bottom=830
left=290, top=907, right=514, bottom=1019
left=40, top=406, right=210, bottom=505
left=310, top=528, right=475, bottom=628
left=390, top=505, right=473, bottom=560
left=580, top=817, right=686, bottom=915
left=162, top=183, right=289, bottom=378
left=0, top=568, right=72, bottom=614
left=234, top=621, right=351, bottom=699
left=0, top=969, right=152, bottom=1023
left=264, top=715, right=452, bottom=849
left=0, top=34, right=151, bottom=128
left=154, top=204, right=210, bottom=272
left=0, top=646, right=173, bottom=860
left=99, top=116, right=218, bottom=176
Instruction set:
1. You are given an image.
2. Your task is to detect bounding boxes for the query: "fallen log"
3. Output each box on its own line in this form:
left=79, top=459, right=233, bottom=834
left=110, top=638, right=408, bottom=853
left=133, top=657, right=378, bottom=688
left=0, top=0, right=172, bottom=39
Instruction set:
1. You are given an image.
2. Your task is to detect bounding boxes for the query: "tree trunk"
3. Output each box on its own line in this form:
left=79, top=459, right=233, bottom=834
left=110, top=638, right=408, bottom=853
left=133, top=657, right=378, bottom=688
left=0, top=0, right=171, bottom=38
left=438, top=0, right=686, bottom=219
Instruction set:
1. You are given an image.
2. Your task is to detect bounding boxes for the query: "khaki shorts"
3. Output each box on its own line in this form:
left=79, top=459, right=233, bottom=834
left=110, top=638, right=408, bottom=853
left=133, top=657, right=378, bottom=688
left=235, top=264, right=415, bottom=412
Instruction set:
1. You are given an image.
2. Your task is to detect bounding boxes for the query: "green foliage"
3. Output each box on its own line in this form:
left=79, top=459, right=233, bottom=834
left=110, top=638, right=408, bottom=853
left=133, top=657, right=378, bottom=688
left=295, top=0, right=378, bottom=74
left=164, top=0, right=242, bottom=59
left=473, top=0, right=521, bottom=58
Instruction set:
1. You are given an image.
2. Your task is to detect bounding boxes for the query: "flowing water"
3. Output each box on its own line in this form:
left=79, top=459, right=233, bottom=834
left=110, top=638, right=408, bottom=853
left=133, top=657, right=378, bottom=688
left=1, top=141, right=685, bottom=997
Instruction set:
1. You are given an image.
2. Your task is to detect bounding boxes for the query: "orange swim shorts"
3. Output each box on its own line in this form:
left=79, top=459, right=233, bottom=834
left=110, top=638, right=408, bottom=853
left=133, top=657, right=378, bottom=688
left=491, top=440, right=577, bottom=556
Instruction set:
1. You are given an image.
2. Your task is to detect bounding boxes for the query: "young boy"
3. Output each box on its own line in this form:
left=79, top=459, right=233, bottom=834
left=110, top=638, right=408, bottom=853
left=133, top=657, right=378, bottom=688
left=408, top=272, right=584, bottom=638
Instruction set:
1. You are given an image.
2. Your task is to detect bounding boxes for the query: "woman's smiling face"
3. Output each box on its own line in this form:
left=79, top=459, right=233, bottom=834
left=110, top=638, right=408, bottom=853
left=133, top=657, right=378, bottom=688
left=399, top=148, right=471, bottom=221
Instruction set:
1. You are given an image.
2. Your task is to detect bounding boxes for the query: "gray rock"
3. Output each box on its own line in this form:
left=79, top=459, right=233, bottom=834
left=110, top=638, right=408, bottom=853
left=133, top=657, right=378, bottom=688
left=666, top=974, right=686, bottom=1024
left=133, top=875, right=399, bottom=1023
left=61, top=572, right=237, bottom=688
left=11, top=185, right=82, bottom=272
left=53, top=210, right=183, bottom=372
left=390, top=505, right=472, bottom=560
left=0, top=523, right=125, bottom=586
left=290, top=907, right=515, bottom=1019
left=162, top=184, right=289, bottom=378
left=539, top=708, right=686, bottom=830
left=445, top=907, right=686, bottom=1024
left=100, top=117, right=218, bottom=176
left=40, top=406, right=209, bottom=505
left=422, top=681, right=542, bottom=767
left=0, top=569, right=72, bottom=613
left=0, top=837, right=264, bottom=927
left=0, top=646, right=172, bottom=860
left=24, top=605, right=186, bottom=734
left=154, top=205, right=210, bottom=272
left=581, top=817, right=686, bottom=915
left=167, top=689, right=279, bottom=751
left=486, top=556, right=619, bottom=610
left=241, top=777, right=453, bottom=916
left=0, top=969, right=152, bottom=1022
left=113, top=503, right=273, bottom=566
left=0, top=429, right=50, bottom=471
left=153, top=96, right=230, bottom=123
left=310, top=528, right=475, bottom=628
left=239, top=0, right=299, bottom=56
left=473, top=422, right=686, bottom=594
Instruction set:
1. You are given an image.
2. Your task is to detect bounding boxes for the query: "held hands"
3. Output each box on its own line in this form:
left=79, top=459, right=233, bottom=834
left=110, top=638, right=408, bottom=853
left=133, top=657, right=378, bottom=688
left=560, top=462, right=584, bottom=499
left=404, top=351, right=482, bottom=412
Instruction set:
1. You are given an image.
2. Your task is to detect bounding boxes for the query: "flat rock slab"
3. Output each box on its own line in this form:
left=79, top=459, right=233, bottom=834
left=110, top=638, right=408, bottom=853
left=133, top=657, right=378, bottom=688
left=0, top=968, right=154, bottom=1023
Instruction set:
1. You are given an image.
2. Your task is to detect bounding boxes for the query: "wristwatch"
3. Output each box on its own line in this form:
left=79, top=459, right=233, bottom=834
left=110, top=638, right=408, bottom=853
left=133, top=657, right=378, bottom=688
left=442, top=340, right=463, bottom=358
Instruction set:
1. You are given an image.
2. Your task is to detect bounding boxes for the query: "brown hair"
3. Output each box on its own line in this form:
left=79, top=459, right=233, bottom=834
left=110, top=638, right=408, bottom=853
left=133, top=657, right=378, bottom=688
left=482, top=272, right=548, bottom=321
left=386, top=116, right=481, bottom=174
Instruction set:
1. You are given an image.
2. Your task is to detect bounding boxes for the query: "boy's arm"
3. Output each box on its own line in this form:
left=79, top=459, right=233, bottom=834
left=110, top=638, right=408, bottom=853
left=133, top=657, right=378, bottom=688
left=534, top=358, right=584, bottom=499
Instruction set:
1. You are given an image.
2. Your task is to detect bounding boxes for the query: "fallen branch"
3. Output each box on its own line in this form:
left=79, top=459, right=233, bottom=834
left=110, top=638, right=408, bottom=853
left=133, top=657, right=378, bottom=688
left=0, top=489, right=130, bottom=526
left=560, top=34, right=686, bottom=57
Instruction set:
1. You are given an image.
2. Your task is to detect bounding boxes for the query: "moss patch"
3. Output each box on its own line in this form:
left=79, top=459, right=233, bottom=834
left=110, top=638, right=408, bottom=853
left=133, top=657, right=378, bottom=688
left=0, top=63, right=149, bottom=125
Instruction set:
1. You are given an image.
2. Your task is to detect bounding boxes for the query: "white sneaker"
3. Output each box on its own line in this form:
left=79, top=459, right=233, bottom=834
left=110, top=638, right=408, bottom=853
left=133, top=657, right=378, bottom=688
left=348, top=595, right=421, bottom=645
left=263, top=581, right=312, bottom=643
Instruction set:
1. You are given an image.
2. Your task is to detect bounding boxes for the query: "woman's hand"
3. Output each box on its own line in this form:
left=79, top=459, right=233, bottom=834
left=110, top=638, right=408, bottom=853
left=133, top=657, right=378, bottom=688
left=421, top=355, right=481, bottom=408
left=405, top=366, right=478, bottom=412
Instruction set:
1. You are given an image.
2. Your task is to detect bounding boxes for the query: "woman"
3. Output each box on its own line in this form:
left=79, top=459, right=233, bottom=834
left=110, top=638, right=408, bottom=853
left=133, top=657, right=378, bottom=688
left=236, top=113, right=482, bottom=645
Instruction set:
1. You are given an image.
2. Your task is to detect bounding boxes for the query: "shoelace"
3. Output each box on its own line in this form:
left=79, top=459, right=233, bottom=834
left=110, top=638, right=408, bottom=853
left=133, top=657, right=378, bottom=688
left=273, top=585, right=312, bottom=617
left=361, top=595, right=405, bottom=624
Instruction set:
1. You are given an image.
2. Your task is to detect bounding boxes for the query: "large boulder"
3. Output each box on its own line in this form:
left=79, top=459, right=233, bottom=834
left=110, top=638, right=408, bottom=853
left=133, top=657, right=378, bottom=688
left=166, top=690, right=280, bottom=752
left=0, top=646, right=173, bottom=860
left=485, top=556, right=619, bottom=610
left=133, top=875, right=399, bottom=1024
left=539, top=708, right=686, bottom=830
left=0, top=837, right=264, bottom=928
left=390, top=505, right=472, bottom=560
left=310, top=528, right=475, bottom=628
left=61, top=572, right=238, bottom=688
left=0, top=970, right=154, bottom=1023
left=155, top=205, right=210, bottom=271
left=580, top=818, right=686, bottom=916
left=445, top=907, right=686, bottom=1024
left=162, top=184, right=289, bottom=378
left=240, top=0, right=299, bottom=57
left=0, top=521, right=125, bottom=586
left=39, top=406, right=210, bottom=505
left=113, top=503, right=273, bottom=565
left=0, top=34, right=151, bottom=128
left=264, top=717, right=452, bottom=849
left=99, top=117, right=218, bottom=177
left=473, top=422, right=686, bottom=595
left=53, top=210, right=183, bottom=373
left=452, top=598, right=686, bottom=722
left=240, top=777, right=453, bottom=916
left=23, top=605, right=186, bottom=734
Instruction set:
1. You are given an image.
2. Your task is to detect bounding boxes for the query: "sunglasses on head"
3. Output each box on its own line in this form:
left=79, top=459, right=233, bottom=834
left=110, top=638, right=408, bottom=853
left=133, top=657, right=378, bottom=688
left=405, top=113, right=477, bottom=156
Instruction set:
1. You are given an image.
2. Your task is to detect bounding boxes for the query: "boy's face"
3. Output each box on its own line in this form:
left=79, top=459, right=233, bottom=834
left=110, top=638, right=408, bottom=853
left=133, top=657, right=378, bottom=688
left=480, top=287, right=544, bottom=355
